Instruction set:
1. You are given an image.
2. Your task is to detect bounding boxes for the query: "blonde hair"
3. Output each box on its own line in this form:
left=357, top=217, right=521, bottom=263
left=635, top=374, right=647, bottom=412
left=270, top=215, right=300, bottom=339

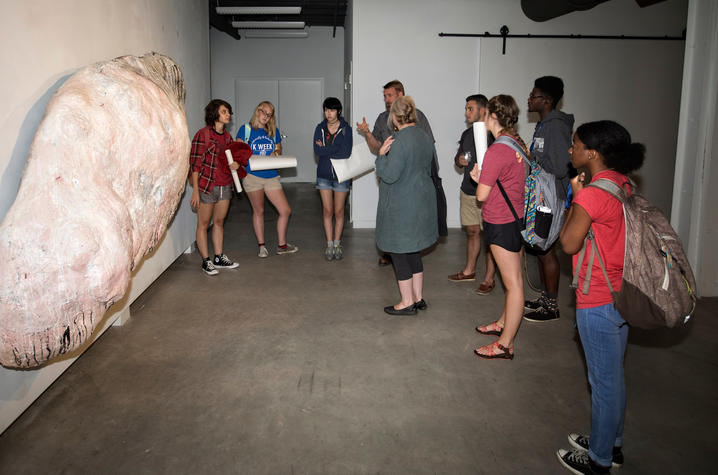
left=488, top=95, right=529, bottom=156
left=390, top=95, right=417, bottom=126
left=249, top=101, right=277, bottom=139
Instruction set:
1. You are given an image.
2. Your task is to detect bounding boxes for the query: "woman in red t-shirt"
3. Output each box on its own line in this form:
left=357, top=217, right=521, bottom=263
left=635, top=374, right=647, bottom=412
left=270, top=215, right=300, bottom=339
left=470, top=95, right=529, bottom=359
left=556, top=121, right=645, bottom=475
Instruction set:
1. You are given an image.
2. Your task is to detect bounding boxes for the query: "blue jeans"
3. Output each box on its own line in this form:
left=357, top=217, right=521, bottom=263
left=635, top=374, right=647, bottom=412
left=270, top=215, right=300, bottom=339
left=576, top=303, right=629, bottom=467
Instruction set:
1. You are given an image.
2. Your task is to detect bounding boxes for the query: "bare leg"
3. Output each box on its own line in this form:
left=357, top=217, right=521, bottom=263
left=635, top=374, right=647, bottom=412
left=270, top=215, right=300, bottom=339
left=210, top=199, right=231, bottom=255
left=196, top=201, right=215, bottom=258
left=463, top=224, right=480, bottom=275
left=246, top=190, right=266, bottom=244
left=396, top=278, right=415, bottom=309
left=411, top=271, right=423, bottom=302
left=265, top=187, right=292, bottom=245
left=333, top=190, right=348, bottom=241
left=490, top=244, right=524, bottom=348
left=481, top=247, right=497, bottom=284
left=319, top=189, right=334, bottom=241
left=537, top=247, right=560, bottom=295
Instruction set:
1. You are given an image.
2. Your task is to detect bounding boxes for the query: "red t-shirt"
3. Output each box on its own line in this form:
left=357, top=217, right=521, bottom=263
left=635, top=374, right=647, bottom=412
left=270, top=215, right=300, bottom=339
left=572, top=170, right=630, bottom=308
left=210, top=129, right=233, bottom=187
left=479, top=136, right=528, bottom=224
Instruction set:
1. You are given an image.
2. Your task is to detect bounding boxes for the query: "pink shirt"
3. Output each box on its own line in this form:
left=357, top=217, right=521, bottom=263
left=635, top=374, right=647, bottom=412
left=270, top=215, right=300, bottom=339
left=572, top=170, right=629, bottom=308
left=479, top=136, right=528, bottom=224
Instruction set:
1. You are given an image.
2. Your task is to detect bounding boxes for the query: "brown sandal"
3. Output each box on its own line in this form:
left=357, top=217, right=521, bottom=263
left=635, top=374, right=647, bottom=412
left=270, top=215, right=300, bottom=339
left=475, top=321, right=503, bottom=336
left=474, top=341, right=514, bottom=360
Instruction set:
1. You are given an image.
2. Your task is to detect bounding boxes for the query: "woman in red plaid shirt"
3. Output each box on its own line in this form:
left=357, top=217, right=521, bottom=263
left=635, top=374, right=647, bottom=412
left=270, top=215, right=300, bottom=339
left=189, top=99, right=241, bottom=275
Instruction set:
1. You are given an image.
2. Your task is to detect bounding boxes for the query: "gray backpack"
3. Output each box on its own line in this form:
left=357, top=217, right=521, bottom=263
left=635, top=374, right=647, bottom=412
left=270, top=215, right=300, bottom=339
left=571, top=178, right=697, bottom=329
left=494, top=136, right=564, bottom=251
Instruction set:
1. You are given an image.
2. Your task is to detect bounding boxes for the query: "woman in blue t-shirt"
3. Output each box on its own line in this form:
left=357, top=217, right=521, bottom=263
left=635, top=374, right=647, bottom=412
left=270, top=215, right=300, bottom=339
left=237, top=101, right=298, bottom=257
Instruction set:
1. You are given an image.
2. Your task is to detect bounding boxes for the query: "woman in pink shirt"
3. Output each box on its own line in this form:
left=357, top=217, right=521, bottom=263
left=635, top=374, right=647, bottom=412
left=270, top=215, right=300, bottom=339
left=470, top=95, right=529, bottom=359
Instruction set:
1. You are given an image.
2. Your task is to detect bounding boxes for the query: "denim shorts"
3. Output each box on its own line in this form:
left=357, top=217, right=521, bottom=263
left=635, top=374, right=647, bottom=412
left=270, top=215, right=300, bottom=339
left=316, top=177, right=350, bottom=192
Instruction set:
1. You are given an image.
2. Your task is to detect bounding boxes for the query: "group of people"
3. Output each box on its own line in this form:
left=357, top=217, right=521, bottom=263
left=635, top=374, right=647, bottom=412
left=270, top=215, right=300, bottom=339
left=360, top=78, right=644, bottom=475
left=188, top=76, right=645, bottom=474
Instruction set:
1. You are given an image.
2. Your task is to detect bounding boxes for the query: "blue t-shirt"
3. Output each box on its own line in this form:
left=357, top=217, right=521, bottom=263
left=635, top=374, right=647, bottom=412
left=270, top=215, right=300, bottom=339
left=237, top=124, right=283, bottom=178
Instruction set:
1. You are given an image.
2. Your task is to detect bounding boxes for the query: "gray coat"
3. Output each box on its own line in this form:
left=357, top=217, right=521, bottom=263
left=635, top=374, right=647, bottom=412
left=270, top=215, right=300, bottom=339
left=375, top=126, right=438, bottom=253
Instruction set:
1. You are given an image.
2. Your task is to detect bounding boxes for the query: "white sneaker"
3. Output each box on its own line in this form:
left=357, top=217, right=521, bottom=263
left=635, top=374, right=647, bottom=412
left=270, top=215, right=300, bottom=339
left=258, top=245, right=269, bottom=258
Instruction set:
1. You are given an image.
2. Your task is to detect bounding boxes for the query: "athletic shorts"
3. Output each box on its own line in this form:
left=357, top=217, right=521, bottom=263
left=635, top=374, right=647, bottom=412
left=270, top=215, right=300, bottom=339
left=200, top=184, right=232, bottom=204
left=460, top=190, right=483, bottom=228
left=483, top=220, right=522, bottom=253
left=242, top=174, right=282, bottom=193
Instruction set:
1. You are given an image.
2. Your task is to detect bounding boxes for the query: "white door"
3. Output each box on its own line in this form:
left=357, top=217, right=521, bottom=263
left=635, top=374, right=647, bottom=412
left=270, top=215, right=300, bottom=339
left=235, top=78, right=323, bottom=183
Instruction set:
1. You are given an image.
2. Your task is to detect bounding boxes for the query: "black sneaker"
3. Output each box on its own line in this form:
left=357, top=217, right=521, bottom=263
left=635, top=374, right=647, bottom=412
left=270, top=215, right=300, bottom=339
left=523, top=306, right=560, bottom=322
left=557, top=449, right=610, bottom=474
left=524, top=295, right=546, bottom=310
left=213, top=254, right=238, bottom=269
left=202, top=259, right=218, bottom=276
left=568, top=433, right=624, bottom=468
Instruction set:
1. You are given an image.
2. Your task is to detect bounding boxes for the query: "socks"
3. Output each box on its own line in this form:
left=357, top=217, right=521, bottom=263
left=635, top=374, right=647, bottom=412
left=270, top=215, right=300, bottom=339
left=333, top=240, right=340, bottom=246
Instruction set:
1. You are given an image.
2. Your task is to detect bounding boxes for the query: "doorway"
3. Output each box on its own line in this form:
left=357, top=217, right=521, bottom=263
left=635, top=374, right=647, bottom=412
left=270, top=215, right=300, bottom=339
left=235, top=78, right=323, bottom=183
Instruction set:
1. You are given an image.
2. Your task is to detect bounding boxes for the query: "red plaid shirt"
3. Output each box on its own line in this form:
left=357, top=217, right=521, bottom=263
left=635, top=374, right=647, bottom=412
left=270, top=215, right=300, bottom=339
left=190, top=126, right=233, bottom=193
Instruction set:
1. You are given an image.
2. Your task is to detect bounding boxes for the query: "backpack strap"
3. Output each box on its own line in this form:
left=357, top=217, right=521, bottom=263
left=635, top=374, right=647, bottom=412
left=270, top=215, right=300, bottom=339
left=243, top=122, right=251, bottom=143
left=571, top=227, right=616, bottom=295
left=496, top=179, right=521, bottom=224
left=493, top=135, right=530, bottom=163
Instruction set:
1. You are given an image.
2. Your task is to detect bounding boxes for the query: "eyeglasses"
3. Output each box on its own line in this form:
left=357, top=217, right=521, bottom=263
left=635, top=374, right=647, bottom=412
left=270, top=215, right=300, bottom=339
left=528, top=95, right=546, bottom=101
left=259, top=109, right=273, bottom=118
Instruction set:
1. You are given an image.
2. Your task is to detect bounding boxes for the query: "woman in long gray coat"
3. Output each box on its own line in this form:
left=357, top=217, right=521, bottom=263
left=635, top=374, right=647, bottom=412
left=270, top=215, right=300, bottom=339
left=376, top=96, right=438, bottom=315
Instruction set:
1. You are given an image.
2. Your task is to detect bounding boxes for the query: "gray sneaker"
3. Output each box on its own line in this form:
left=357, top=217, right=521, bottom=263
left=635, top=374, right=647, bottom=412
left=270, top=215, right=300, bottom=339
left=258, top=245, right=269, bottom=258
left=324, top=244, right=334, bottom=261
left=277, top=243, right=299, bottom=255
left=333, top=243, right=343, bottom=260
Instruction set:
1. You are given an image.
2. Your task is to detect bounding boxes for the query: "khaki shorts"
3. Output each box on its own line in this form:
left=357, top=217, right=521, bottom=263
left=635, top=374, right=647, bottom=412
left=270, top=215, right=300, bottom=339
left=460, top=190, right=483, bottom=228
left=242, top=174, right=282, bottom=193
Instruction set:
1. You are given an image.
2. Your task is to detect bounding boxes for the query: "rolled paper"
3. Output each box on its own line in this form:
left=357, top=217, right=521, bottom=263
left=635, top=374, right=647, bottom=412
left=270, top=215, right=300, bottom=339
left=249, top=155, right=298, bottom=171
left=331, top=141, right=375, bottom=182
left=224, top=149, right=243, bottom=192
left=473, top=121, right=488, bottom=169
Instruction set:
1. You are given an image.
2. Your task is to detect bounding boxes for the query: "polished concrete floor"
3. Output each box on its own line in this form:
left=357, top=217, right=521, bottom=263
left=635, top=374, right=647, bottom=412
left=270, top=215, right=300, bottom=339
left=0, top=183, right=716, bottom=474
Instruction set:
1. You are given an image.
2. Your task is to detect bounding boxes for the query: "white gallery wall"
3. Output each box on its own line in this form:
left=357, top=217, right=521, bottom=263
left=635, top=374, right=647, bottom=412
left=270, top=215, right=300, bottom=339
left=350, top=0, right=688, bottom=229
left=0, top=0, right=210, bottom=434
left=210, top=26, right=345, bottom=181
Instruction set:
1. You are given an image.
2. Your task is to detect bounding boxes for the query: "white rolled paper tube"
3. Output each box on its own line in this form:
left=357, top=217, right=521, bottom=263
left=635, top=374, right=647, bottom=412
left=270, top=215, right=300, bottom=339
left=224, top=149, right=243, bottom=192
left=331, top=142, right=375, bottom=182
left=473, top=121, right=488, bottom=169
left=249, top=155, right=298, bottom=171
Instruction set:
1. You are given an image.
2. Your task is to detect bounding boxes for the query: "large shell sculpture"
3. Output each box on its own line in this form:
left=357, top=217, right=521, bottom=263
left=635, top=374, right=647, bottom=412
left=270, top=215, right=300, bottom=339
left=0, top=53, right=190, bottom=368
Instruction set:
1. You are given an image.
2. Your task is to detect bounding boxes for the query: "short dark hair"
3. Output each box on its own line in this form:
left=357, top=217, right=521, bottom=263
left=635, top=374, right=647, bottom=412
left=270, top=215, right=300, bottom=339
left=575, top=120, right=645, bottom=175
left=534, top=76, right=564, bottom=108
left=322, top=97, right=343, bottom=115
left=466, top=94, right=488, bottom=108
left=383, top=79, right=405, bottom=95
left=204, top=99, right=232, bottom=126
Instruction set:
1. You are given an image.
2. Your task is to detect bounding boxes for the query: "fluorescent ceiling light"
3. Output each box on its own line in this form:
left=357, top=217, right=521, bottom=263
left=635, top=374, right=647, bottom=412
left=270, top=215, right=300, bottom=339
left=216, top=6, right=302, bottom=15
left=232, top=20, right=305, bottom=29
left=242, top=30, right=309, bottom=38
